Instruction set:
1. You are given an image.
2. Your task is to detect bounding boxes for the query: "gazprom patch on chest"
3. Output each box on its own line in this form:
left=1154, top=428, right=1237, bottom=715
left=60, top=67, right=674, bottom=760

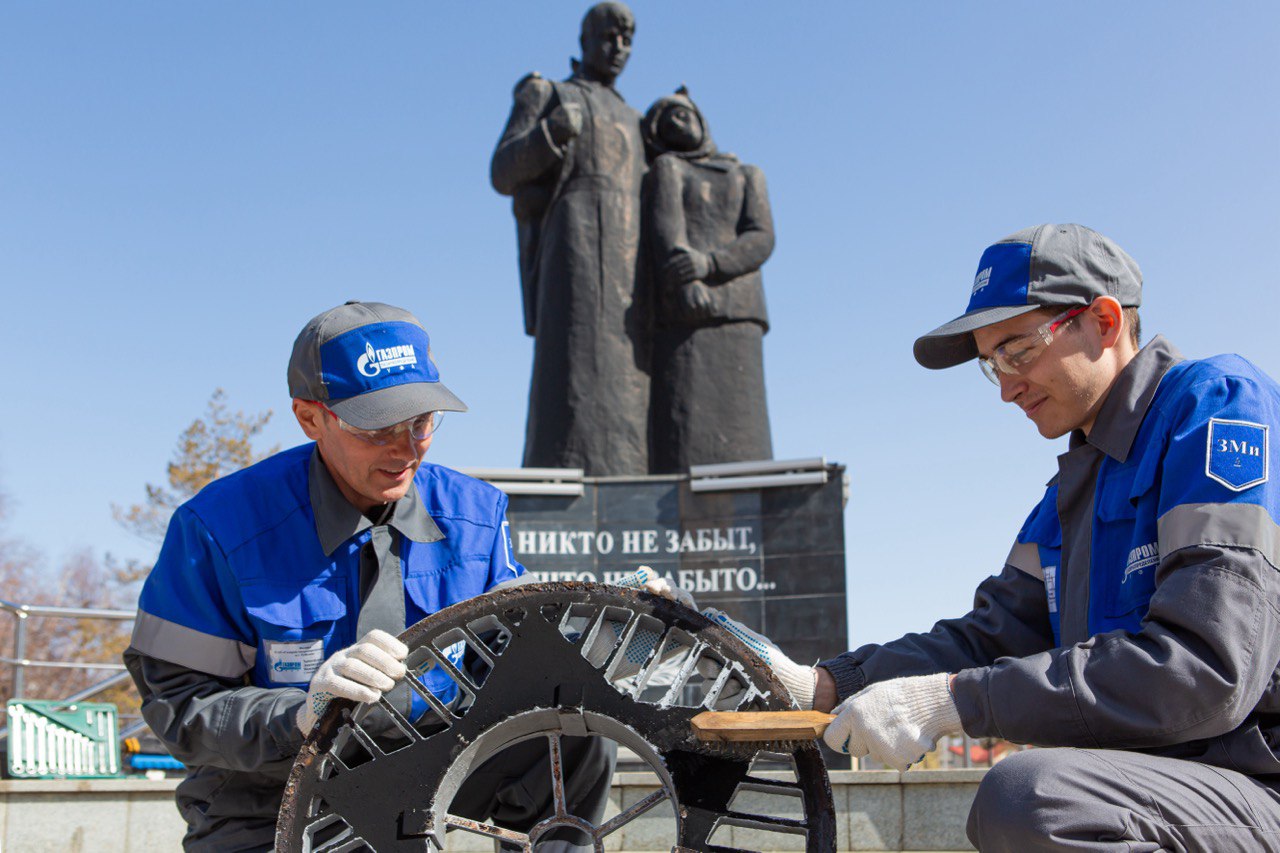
left=1206, top=418, right=1269, bottom=492
left=266, top=639, right=325, bottom=684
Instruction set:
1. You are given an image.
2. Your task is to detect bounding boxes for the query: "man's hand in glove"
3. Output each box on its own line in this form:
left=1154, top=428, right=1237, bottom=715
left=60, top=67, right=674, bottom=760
left=820, top=673, right=962, bottom=772
left=296, top=629, right=409, bottom=735
left=612, top=565, right=697, bottom=610
left=700, top=609, right=816, bottom=710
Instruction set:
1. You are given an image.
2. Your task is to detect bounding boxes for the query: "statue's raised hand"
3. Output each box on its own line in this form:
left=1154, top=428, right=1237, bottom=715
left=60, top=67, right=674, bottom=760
left=546, top=103, right=584, bottom=146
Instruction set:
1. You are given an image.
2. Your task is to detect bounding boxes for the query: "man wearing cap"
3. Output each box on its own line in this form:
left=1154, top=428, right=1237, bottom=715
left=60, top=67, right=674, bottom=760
left=702, top=225, right=1280, bottom=849
left=124, top=301, right=614, bottom=852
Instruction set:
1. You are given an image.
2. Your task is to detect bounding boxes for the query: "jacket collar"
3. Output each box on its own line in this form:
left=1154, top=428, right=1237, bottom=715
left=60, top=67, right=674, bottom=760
left=1071, top=335, right=1183, bottom=463
left=308, top=446, right=443, bottom=556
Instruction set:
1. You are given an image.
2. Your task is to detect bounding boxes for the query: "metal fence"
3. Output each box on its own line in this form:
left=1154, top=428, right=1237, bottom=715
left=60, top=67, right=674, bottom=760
left=0, top=599, right=141, bottom=741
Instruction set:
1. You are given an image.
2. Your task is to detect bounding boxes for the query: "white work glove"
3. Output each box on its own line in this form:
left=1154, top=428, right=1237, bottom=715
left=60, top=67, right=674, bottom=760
left=821, top=673, right=962, bottom=772
left=700, top=609, right=816, bottom=710
left=296, top=629, right=409, bottom=736
left=612, top=565, right=697, bottom=610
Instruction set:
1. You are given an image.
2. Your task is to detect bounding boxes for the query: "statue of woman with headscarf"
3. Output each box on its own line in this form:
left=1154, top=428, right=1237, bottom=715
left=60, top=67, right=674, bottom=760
left=643, top=88, right=776, bottom=473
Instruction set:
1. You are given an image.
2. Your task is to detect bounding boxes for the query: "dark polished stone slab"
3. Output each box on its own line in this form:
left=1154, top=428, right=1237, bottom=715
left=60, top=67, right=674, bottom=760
left=763, top=596, right=845, bottom=648
left=678, top=484, right=763, bottom=522
left=762, top=503, right=844, bottom=556
left=597, top=480, right=681, bottom=524
left=762, top=554, right=846, bottom=597
left=504, top=466, right=847, bottom=658
left=761, top=475, right=844, bottom=517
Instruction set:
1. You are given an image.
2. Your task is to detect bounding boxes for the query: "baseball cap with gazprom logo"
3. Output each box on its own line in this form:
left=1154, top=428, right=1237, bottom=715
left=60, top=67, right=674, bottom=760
left=288, top=301, right=467, bottom=429
left=913, top=223, right=1143, bottom=370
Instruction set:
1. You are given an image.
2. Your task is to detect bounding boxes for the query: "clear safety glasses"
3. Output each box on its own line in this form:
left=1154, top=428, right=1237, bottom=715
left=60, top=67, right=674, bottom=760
left=977, top=304, right=1091, bottom=386
left=318, top=403, right=443, bottom=445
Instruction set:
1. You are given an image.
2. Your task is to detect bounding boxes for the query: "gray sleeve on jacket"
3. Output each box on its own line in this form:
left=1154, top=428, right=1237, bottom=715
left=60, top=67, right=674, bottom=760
left=953, top=501, right=1280, bottom=748
left=124, top=645, right=307, bottom=780
left=819, top=557, right=1055, bottom=703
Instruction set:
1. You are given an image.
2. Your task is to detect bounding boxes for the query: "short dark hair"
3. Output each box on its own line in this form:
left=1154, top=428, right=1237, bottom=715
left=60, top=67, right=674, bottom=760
left=1123, top=307, right=1141, bottom=347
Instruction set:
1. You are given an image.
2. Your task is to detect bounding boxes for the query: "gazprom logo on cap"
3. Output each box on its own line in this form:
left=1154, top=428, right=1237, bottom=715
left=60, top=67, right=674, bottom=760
left=356, top=341, right=418, bottom=377
left=972, top=267, right=992, bottom=295
left=318, top=320, right=437, bottom=399
left=966, top=242, right=1032, bottom=312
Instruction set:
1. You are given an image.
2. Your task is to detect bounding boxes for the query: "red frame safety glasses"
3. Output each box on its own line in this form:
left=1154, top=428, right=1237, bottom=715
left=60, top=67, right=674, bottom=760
left=317, top=403, right=443, bottom=445
left=977, top=304, right=1092, bottom=386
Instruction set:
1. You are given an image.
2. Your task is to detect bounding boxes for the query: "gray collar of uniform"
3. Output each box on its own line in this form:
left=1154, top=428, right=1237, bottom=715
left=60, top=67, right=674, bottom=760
left=308, top=446, right=444, bottom=556
left=1077, top=335, right=1184, bottom=463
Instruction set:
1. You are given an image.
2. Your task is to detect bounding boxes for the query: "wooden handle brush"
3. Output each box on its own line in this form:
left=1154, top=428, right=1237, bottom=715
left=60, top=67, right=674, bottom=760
left=691, top=710, right=835, bottom=746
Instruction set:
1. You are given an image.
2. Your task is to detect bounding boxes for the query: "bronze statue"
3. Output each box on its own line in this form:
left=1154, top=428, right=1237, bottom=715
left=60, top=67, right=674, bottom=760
left=643, top=89, right=776, bottom=472
left=491, top=2, right=649, bottom=476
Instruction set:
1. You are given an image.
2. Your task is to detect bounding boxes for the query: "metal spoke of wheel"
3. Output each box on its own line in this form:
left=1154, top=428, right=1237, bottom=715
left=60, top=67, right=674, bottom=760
left=547, top=731, right=568, bottom=819
left=595, top=788, right=671, bottom=837
left=276, top=582, right=836, bottom=852
left=441, top=815, right=530, bottom=848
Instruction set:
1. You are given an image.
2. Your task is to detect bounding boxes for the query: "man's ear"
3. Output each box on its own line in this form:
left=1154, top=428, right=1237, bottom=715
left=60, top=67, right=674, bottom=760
left=1091, top=296, right=1125, bottom=350
left=293, top=399, right=323, bottom=440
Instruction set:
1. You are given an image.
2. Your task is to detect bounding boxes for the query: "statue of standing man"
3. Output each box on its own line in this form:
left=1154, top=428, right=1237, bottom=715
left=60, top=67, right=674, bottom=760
left=491, top=2, right=649, bottom=476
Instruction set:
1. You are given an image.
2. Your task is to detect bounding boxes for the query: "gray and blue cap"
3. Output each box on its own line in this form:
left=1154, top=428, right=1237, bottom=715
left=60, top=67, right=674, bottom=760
left=287, top=301, right=468, bottom=429
left=913, top=223, right=1143, bottom=370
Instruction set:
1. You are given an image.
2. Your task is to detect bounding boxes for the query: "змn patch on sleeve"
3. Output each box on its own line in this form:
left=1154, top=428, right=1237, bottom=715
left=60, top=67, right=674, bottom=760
left=1206, top=418, right=1269, bottom=492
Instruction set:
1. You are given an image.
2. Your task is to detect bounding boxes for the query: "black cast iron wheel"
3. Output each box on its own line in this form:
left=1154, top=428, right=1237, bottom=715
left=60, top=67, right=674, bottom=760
left=276, top=582, right=835, bottom=852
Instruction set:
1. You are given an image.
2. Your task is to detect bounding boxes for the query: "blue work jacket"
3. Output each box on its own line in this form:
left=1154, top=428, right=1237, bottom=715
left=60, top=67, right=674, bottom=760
left=133, top=443, right=523, bottom=704
left=823, top=338, right=1280, bottom=774
left=1018, top=349, right=1280, bottom=645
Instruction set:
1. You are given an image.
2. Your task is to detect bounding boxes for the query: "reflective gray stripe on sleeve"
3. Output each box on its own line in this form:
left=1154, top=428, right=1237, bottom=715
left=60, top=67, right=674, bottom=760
left=1158, top=502, right=1280, bottom=568
left=130, top=610, right=256, bottom=678
left=1006, top=541, right=1044, bottom=580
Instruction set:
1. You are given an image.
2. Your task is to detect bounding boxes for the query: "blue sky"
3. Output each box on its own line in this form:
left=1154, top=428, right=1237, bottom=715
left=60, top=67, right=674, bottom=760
left=2, top=2, right=1278, bottom=650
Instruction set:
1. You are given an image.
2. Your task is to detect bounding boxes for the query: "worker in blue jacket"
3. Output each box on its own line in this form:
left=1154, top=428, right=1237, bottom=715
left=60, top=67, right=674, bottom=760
left=124, top=301, right=614, bottom=852
left=701, top=224, right=1280, bottom=850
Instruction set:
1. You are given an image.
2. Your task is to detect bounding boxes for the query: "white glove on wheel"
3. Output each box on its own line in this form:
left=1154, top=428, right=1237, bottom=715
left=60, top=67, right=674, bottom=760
left=700, top=609, right=816, bottom=710
left=821, top=672, right=962, bottom=771
left=296, top=629, right=409, bottom=735
left=613, top=565, right=697, bottom=610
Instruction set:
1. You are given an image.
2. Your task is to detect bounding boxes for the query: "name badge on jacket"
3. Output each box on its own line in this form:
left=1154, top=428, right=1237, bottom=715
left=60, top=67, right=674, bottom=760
left=266, top=639, right=325, bottom=684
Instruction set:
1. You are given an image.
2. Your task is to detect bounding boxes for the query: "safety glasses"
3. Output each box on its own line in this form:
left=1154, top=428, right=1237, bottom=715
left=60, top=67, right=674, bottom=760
left=978, top=304, right=1091, bottom=386
left=317, top=403, right=443, bottom=445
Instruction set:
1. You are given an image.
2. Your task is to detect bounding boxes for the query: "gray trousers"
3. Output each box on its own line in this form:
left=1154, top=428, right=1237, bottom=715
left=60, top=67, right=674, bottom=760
left=967, top=747, right=1280, bottom=852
